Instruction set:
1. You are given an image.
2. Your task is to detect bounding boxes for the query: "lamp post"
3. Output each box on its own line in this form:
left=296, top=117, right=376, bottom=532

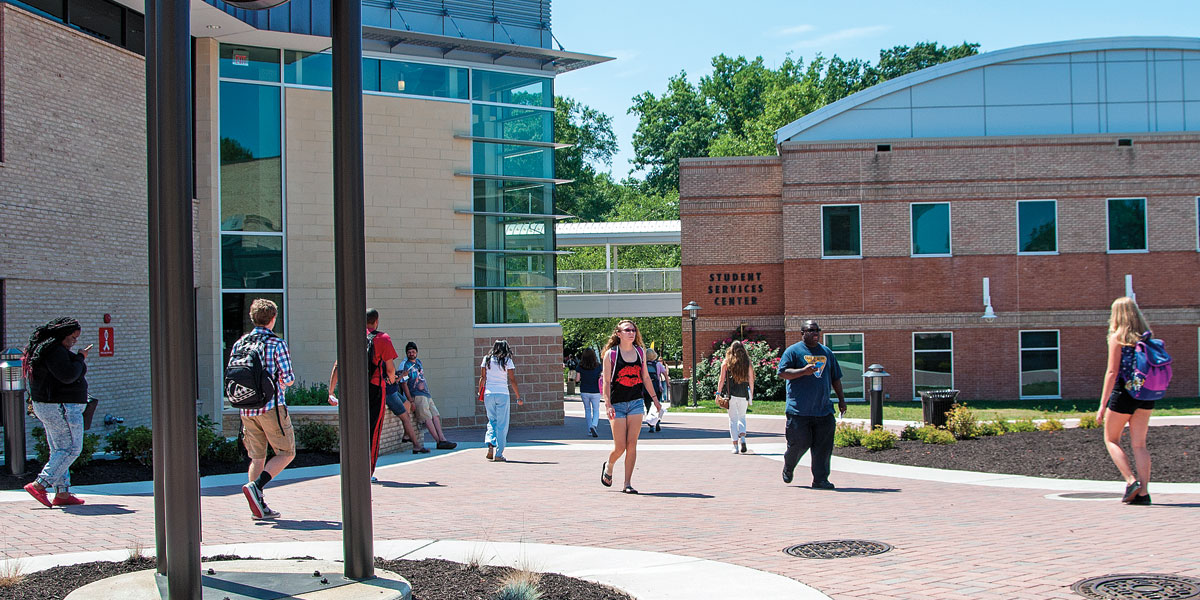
left=863, top=363, right=890, bottom=431
left=684, top=301, right=701, bottom=407
left=1, top=348, right=26, bottom=475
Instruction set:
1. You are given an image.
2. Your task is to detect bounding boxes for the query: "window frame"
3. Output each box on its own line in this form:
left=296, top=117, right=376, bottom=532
left=1019, top=329, right=1062, bottom=400
left=912, top=331, right=954, bottom=400
left=820, top=203, right=862, bottom=259
left=1106, top=197, right=1149, bottom=254
left=1016, top=199, right=1059, bottom=255
left=909, top=201, right=952, bottom=257
left=825, top=332, right=865, bottom=401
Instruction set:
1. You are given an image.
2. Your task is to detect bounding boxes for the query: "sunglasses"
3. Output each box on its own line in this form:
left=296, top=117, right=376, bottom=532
left=620, top=328, right=637, bottom=333
left=802, top=328, right=821, bottom=333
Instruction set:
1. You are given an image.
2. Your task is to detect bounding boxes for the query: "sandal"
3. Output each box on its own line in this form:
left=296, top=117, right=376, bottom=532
left=622, top=485, right=639, bottom=495
left=601, top=462, right=612, bottom=487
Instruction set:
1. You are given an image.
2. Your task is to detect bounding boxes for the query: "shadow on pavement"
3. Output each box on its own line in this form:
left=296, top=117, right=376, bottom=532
left=256, top=519, right=342, bottom=531
left=374, top=480, right=444, bottom=489
left=493, top=460, right=558, bottom=465
left=637, top=492, right=715, bottom=499
left=59, top=503, right=136, bottom=516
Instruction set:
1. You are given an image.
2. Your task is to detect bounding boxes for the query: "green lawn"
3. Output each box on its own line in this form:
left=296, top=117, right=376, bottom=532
left=673, top=397, right=1200, bottom=421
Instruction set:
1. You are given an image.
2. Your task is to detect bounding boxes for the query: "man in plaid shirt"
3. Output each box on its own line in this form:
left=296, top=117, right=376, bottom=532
left=235, top=298, right=296, bottom=520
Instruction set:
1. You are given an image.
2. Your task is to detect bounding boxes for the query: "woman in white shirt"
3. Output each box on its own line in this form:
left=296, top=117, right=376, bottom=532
left=478, top=339, right=521, bottom=462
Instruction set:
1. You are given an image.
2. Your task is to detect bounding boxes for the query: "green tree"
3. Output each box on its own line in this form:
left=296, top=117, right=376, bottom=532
left=554, top=96, right=619, bottom=221
left=628, top=72, right=719, bottom=196
left=562, top=316, right=682, bottom=362
left=220, top=137, right=254, bottom=164
left=875, top=41, right=980, bottom=80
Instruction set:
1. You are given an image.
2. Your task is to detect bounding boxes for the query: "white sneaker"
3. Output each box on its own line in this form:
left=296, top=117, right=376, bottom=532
left=732, top=445, right=739, bottom=454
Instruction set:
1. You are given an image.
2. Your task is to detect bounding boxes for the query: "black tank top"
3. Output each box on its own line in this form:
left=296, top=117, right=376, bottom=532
left=609, top=348, right=645, bottom=404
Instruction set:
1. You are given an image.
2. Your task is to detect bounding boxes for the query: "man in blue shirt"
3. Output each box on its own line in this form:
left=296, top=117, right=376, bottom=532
left=778, top=320, right=847, bottom=489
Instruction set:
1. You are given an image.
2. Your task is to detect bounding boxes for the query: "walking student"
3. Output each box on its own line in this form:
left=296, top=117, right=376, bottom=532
left=400, top=342, right=457, bottom=450
left=716, top=341, right=755, bottom=454
left=22, top=317, right=90, bottom=508
left=600, top=319, right=662, bottom=494
left=574, top=348, right=603, bottom=438
left=233, top=299, right=296, bottom=520
left=479, top=340, right=521, bottom=462
left=1097, top=296, right=1157, bottom=505
left=778, top=319, right=846, bottom=490
left=643, top=348, right=667, bottom=433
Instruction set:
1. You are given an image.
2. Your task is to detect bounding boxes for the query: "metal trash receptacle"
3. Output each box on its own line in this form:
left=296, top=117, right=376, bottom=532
left=919, top=389, right=960, bottom=428
left=669, top=379, right=689, bottom=407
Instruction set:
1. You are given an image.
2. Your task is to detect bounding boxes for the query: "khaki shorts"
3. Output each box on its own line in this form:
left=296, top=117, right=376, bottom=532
left=411, top=395, right=439, bottom=422
left=241, top=407, right=296, bottom=460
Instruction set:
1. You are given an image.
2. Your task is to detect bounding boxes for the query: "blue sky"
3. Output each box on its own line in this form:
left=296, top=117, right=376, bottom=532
left=552, top=0, right=1200, bottom=181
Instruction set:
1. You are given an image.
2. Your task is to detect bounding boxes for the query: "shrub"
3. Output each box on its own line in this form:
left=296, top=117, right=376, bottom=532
left=106, top=425, right=154, bottom=465
left=668, top=366, right=683, bottom=380
left=296, top=421, right=339, bottom=453
left=976, top=421, right=1007, bottom=437
left=1077, top=413, right=1101, bottom=429
left=921, top=428, right=957, bottom=445
left=286, top=380, right=331, bottom=406
left=899, top=424, right=921, bottom=441
left=861, top=426, right=897, bottom=452
left=1007, top=419, right=1037, bottom=433
left=494, top=581, right=542, bottom=600
left=944, top=403, right=979, bottom=440
left=833, top=421, right=865, bottom=448
left=208, top=436, right=243, bottom=463
left=1038, top=417, right=1064, bottom=431
left=31, top=427, right=101, bottom=471
left=197, top=414, right=221, bottom=461
left=693, top=339, right=784, bottom=402
left=909, top=425, right=941, bottom=443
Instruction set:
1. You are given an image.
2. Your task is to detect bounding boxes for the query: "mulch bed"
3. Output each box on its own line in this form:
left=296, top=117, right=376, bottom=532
left=834, top=425, right=1199, bottom=482
left=1, top=555, right=632, bottom=600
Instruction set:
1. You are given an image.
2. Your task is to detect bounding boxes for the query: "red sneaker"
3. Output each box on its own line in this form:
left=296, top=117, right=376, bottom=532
left=24, top=483, right=52, bottom=508
left=52, top=495, right=86, bottom=507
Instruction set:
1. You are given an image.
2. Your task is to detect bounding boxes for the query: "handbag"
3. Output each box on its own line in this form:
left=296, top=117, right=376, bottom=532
left=716, top=393, right=730, bottom=410
left=83, top=395, right=99, bottom=430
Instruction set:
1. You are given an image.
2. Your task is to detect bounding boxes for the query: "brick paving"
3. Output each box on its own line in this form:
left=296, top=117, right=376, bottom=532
left=3, top=407, right=1198, bottom=599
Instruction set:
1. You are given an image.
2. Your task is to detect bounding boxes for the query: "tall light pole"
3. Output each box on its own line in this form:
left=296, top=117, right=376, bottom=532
left=684, top=301, right=701, bottom=407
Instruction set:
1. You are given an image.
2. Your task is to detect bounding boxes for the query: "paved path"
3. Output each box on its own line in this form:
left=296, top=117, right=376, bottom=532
left=3, top=402, right=1198, bottom=599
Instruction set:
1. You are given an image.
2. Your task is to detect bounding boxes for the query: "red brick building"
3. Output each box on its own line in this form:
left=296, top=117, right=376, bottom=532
left=680, top=38, right=1200, bottom=401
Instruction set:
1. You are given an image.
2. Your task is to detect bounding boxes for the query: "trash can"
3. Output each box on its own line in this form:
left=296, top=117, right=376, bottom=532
left=669, top=379, right=689, bottom=408
left=919, top=389, right=959, bottom=428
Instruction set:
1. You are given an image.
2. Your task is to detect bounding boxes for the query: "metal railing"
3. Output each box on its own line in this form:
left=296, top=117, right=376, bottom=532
left=558, top=268, right=682, bottom=294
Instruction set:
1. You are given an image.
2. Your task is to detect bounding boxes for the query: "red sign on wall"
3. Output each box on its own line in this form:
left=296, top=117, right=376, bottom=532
left=98, top=327, right=114, bottom=357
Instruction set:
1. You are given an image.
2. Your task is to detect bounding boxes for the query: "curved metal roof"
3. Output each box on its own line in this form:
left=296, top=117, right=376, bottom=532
left=775, top=36, right=1200, bottom=144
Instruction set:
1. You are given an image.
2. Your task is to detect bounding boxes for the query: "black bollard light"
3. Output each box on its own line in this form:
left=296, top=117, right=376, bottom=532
left=684, top=301, right=701, bottom=407
left=1, top=348, right=27, bottom=475
left=863, top=364, right=890, bottom=430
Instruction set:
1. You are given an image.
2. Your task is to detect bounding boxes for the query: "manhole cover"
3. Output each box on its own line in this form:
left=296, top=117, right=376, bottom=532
left=1071, top=574, right=1200, bottom=599
left=1048, top=492, right=1125, bottom=501
left=783, top=540, right=892, bottom=559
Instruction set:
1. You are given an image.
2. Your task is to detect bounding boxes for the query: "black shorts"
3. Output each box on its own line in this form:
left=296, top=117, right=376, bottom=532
left=1107, top=387, right=1155, bottom=415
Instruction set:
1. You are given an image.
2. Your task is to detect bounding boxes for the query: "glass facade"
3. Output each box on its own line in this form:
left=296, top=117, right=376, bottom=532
left=913, top=332, right=953, bottom=397
left=826, top=333, right=864, bottom=400
left=911, top=202, right=951, bottom=256
left=1018, top=200, right=1057, bottom=253
left=1020, top=330, right=1060, bottom=398
left=822, top=205, right=861, bottom=258
left=1108, top=198, right=1148, bottom=252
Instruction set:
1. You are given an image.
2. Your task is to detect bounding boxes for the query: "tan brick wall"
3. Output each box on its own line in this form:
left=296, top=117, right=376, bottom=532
left=0, top=6, right=150, bottom=445
left=445, top=327, right=564, bottom=429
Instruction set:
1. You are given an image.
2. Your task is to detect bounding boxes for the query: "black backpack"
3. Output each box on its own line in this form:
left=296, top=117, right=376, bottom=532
left=367, top=329, right=382, bottom=385
left=224, top=332, right=277, bottom=409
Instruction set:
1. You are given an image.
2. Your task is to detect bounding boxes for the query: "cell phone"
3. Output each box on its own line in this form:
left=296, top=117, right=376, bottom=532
left=83, top=344, right=94, bottom=351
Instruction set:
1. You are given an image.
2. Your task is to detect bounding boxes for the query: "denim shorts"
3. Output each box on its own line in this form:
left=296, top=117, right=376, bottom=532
left=611, top=399, right=645, bottom=419
left=385, top=391, right=407, bottom=416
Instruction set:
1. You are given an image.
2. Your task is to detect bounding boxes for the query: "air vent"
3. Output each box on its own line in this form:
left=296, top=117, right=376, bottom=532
left=1117, top=138, right=1133, bottom=147
left=876, top=144, right=891, bottom=152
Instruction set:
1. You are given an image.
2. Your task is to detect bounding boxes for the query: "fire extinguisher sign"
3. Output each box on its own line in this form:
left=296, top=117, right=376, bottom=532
left=98, top=327, right=115, bottom=357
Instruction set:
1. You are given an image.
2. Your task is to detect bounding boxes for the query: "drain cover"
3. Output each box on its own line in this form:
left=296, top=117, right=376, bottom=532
left=783, top=540, right=892, bottom=559
left=1071, top=574, right=1200, bottom=599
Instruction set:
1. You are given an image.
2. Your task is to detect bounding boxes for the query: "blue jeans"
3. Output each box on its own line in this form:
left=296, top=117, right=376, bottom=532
left=32, top=402, right=86, bottom=493
left=581, top=392, right=602, bottom=430
left=385, top=391, right=407, bottom=416
left=483, top=393, right=511, bottom=458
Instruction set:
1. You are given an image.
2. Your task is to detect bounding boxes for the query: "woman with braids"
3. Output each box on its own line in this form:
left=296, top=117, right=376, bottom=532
left=22, top=317, right=91, bottom=507
left=478, top=340, right=521, bottom=462
left=600, top=319, right=662, bottom=494
left=715, top=341, right=756, bottom=454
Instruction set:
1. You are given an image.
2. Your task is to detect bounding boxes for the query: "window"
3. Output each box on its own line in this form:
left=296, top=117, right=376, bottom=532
left=472, top=70, right=553, bottom=107
left=219, top=82, right=282, bottom=232
left=911, top=202, right=950, bottom=256
left=472, top=105, right=554, bottom=143
left=219, top=44, right=280, bottom=82
left=822, top=205, right=861, bottom=258
left=1020, top=330, right=1060, bottom=399
left=826, top=334, right=864, bottom=400
left=913, top=332, right=953, bottom=397
left=1017, top=200, right=1057, bottom=254
left=1107, top=197, right=1147, bottom=252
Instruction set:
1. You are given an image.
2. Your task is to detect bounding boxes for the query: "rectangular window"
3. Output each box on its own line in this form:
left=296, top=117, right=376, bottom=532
left=67, top=0, right=121, bottom=43
left=474, top=290, right=556, bottom=324
left=472, top=70, right=553, bottom=107
left=472, top=142, right=554, bottom=180
left=1107, top=197, right=1147, bottom=252
left=1017, top=199, right=1058, bottom=254
left=221, top=234, right=284, bottom=289
left=821, top=205, right=861, bottom=258
left=219, top=82, right=282, bottom=232
left=221, top=292, right=284, bottom=364
left=910, top=202, right=951, bottom=256
left=913, top=332, right=953, bottom=397
left=825, top=333, right=864, bottom=400
left=379, top=60, right=468, bottom=99
left=1020, top=330, right=1060, bottom=399
left=22, top=0, right=66, bottom=19
left=472, top=105, right=554, bottom=143
left=473, top=179, right=554, bottom=215
left=284, top=50, right=332, bottom=88
left=219, top=44, right=280, bottom=82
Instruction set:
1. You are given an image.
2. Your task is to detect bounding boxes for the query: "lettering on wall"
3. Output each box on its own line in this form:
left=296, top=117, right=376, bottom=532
left=705, top=271, right=764, bottom=306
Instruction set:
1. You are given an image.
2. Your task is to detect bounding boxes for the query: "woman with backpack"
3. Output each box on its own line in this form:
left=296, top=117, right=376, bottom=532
left=600, top=319, right=662, bottom=494
left=22, top=317, right=90, bottom=508
left=573, top=348, right=603, bottom=438
left=715, top=341, right=756, bottom=454
left=1097, top=296, right=1155, bottom=505
left=643, top=349, right=668, bottom=433
left=478, top=340, right=521, bottom=462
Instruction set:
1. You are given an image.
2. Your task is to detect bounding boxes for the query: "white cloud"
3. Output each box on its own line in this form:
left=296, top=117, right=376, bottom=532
left=772, top=24, right=816, bottom=37
left=790, top=25, right=889, bottom=49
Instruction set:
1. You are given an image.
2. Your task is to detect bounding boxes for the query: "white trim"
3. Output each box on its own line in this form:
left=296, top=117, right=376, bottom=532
left=1018, top=329, right=1062, bottom=400
left=1016, top=199, right=1060, bottom=255
left=909, top=201, right=952, bottom=257
left=1105, top=197, right=1149, bottom=253
left=825, top=332, right=865, bottom=401
left=820, top=204, right=862, bottom=259
left=912, top=331, right=954, bottom=400
left=469, top=98, right=556, bottom=112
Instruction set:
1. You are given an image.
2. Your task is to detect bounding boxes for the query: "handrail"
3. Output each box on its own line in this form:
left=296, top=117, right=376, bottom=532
left=557, top=268, right=681, bottom=294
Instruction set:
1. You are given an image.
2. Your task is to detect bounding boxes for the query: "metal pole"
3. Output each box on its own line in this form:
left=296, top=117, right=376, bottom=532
left=689, top=316, right=697, bottom=407
left=2, top=391, right=24, bottom=475
left=331, top=0, right=373, bottom=580
left=869, top=385, right=882, bottom=430
left=153, top=0, right=201, bottom=596
left=145, top=0, right=167, bottom=575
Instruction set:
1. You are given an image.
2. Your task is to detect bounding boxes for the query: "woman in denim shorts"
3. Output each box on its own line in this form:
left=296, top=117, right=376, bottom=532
left=1096, top=297, right=1154, bottom=505
left=600, top=319, right=662, bottom=494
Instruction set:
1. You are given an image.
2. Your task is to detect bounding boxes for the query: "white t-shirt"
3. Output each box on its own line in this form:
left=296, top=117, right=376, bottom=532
left=481, top=356, right=516, bottom=395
